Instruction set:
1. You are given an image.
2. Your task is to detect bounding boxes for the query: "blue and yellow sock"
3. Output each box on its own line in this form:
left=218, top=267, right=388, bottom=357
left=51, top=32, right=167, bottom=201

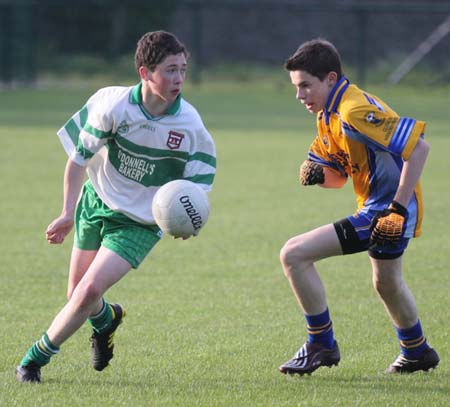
left=88, top=298, right=113, bottom=334
left=20, top=333, right=59, bottom=367
left=305, top=308, right=334, bottom=349
left=396, top=320, right=430, bottom=359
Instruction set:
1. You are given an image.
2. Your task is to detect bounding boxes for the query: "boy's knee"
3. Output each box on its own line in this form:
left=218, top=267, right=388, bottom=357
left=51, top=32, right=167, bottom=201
left=280, top=240, right=295, bottom=267
left=66, top=287, right=76, bottom=301
left=72, top=280, right=103, bottom=308
left=372, top=276, right=402, bottom=298
left=280, top=238, right=309, bottom=273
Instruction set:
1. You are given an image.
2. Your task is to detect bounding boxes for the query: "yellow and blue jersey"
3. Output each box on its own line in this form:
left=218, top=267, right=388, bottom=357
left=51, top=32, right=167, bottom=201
left=308, top=77, right=425, bottom=237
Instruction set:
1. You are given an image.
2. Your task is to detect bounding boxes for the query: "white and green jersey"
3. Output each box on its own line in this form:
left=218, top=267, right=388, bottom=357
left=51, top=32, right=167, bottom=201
left=57, top=83, right=216, bottom=225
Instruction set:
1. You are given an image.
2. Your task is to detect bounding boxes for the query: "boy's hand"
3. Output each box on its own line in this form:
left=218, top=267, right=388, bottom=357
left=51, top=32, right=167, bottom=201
left=46, top=214, right=74, bottom=244
left=369, top=201, right=408, bottom=249
left=299, top=160, right=325, bottom=185
left=173, top=235, right=191, bottom=240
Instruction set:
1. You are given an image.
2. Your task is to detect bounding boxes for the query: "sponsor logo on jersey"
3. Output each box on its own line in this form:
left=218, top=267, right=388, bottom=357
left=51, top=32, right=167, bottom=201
left=139, top=123, right=156, bottom=132
left=365, top=112, right=384, bottom=127
left=117, top=120, right=129, bottom=134
left=167, top=130, right=184, bottom=149
left=382, top=118, right=397, bottom=140
left=117, top=149, right=155, bottom=182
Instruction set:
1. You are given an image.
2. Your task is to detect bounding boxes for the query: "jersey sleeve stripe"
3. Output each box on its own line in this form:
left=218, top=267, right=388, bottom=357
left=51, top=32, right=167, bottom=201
left=83, top=123, right=112, bottom=139
left=188, top=152, right=216, bottom=167
left=184, top=173, right=215, bottom=185
left=76, top=141, right=95, bottom=159
left=65, top=118, right=81, bottom=146
left=388, top=118, right=415, bottom=154
left=79, top=105, right=88, bottom=128
left=308, top=152, right=342, bottom=172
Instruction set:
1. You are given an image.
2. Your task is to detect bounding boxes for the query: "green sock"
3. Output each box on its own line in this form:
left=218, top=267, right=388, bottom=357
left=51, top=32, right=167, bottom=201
left=88, top=299, right=113, bottom=333
left=20, top=333, right=59, bottom=367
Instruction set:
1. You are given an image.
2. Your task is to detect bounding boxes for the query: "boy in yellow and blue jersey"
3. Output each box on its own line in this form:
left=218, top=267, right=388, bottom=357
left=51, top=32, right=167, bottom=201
left=278, top=39, right=439, bottom=375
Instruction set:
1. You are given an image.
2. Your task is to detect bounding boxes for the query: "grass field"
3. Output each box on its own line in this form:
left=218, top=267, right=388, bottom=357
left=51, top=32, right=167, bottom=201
left=1, top=78, right=450, bottom=406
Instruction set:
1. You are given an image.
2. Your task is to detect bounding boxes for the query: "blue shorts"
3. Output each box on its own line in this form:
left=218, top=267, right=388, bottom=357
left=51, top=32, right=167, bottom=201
left=333, top=211, right=409, bottom=259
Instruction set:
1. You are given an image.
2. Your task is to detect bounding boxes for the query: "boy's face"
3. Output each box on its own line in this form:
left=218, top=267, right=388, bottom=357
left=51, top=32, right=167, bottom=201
left=289, top=70, right=337, bottom=114
left=141, top=53, right=187, bottom=103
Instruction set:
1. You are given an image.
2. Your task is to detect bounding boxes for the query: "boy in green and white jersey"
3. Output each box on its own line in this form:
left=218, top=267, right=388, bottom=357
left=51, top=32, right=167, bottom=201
left=16, top=31, right=216, bottom=383
left=58, top=81, right=215, bottom=225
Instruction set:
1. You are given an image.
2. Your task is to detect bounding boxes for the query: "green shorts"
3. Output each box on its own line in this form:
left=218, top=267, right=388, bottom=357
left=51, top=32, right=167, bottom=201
left=74, top=182, right=162, bottom=268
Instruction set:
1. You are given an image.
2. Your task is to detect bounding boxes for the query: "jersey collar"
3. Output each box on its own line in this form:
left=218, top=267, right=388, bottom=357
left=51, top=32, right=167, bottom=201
left=323, top=76, right=349, bottom=125
left=129, top=83, right=181, bottom=119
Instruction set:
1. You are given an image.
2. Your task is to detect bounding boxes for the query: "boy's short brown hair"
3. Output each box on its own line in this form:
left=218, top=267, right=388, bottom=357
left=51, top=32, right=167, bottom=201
left=135, top=31, right=188, bottom=72
left=285, top=39, right=343, bottom=81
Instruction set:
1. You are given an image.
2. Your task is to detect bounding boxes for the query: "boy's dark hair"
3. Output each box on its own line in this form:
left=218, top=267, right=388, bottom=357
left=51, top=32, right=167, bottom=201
left=135, top=31, right=188, bottom=72
left=284, top=39, right=343, bottom=81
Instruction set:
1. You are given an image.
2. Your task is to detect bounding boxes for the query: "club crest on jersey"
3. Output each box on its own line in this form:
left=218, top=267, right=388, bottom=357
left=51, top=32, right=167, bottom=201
left=117, top=120, right=129, bottom=134
left=167, top=130, right=184, bottom=149
left=365, top=112, right=384, bottom=127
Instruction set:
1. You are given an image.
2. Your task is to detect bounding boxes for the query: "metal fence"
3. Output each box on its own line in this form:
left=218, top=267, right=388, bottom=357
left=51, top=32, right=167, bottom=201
left=174, top=0, right=450, bottom=85
left=1, top=0, right=450, bottom=86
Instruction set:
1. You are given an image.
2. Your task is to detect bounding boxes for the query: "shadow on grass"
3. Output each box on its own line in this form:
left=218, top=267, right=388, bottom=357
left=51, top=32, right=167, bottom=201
left=290, top=370, right=450, bottom=396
